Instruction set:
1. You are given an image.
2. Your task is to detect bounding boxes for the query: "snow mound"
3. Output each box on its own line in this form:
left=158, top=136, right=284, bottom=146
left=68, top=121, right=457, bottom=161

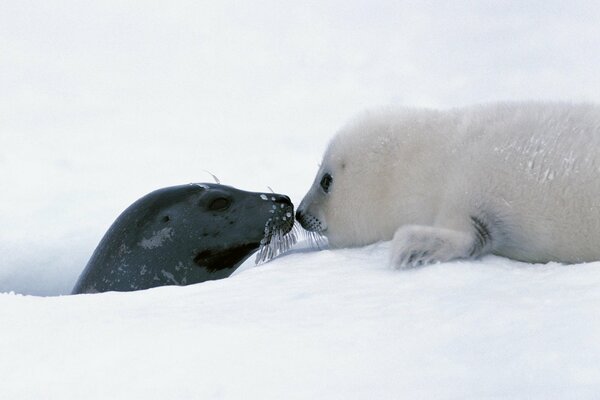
left=2, top=243, right=600, bottom=399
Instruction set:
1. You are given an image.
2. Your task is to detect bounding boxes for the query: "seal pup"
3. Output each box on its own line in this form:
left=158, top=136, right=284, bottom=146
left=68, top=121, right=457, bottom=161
left=72, top=183, right=294, bottom=294
left=296, top=102, right=600, bottom=267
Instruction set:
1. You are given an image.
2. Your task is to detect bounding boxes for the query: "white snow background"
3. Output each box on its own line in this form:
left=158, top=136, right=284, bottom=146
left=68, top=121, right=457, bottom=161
left=2, top=1, right=600, bottom=398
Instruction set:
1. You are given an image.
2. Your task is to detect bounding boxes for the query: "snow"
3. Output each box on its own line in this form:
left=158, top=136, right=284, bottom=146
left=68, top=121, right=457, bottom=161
left=3, top=1, right=600, bottom=398
left=3, top=247, right=600, bottom=399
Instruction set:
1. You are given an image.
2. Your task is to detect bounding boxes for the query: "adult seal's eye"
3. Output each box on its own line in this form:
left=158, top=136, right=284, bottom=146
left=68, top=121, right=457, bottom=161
left=208, top=197, right=230, bottom=211
left=320, top=173, right=333, bottom=193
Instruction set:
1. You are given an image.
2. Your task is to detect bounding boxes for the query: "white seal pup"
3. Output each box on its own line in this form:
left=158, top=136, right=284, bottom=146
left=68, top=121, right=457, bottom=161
left=296, top=102, right=600, bottom=267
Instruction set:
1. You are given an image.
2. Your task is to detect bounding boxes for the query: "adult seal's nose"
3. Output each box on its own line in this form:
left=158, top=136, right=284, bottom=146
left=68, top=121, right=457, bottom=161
left=272, top=194, right=292, bottom=205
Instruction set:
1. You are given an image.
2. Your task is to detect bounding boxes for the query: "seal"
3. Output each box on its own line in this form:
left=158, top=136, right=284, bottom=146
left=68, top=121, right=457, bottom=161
left=296, top=102, right=600, bottom=267
left=72, top=183, right=294, bottom=294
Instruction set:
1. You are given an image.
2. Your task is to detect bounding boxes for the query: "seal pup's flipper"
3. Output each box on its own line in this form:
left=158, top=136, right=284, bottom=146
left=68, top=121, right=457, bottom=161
left=390, top=219, right=493, bottom=269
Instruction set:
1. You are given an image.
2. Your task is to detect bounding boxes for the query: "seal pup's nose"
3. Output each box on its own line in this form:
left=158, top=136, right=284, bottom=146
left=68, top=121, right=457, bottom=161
left=295, top=208, right=308, bottom=229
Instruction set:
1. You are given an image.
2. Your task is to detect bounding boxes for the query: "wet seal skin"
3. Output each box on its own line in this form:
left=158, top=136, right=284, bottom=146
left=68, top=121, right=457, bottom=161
left=72, top=183, right=294, bottom=294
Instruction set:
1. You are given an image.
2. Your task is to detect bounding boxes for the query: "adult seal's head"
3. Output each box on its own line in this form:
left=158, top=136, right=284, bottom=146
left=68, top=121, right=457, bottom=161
left=72, top=183, right=294, bottom=294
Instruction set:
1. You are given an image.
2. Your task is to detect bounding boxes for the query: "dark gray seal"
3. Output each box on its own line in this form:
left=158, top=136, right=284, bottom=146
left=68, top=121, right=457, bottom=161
left=72, top=183, right=294, bottom=294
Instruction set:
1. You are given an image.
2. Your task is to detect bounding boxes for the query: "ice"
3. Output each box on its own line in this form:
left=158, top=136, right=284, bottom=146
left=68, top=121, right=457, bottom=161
left=2, top=247, right=600, bottom=398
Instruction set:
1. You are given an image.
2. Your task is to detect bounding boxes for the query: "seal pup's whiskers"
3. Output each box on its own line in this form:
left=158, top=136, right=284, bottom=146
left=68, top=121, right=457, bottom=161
left=299, top=227, right=328, bottom=250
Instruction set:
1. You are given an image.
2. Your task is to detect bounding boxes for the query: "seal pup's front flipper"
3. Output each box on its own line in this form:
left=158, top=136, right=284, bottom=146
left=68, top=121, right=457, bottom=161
left=390, top=218, right=494, bottom=269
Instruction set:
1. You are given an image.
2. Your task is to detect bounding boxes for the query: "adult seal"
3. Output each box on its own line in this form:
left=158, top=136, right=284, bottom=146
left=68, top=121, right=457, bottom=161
left=73, top=183, right=294, bottom=294
left=296, top=102, right=600, bottom=267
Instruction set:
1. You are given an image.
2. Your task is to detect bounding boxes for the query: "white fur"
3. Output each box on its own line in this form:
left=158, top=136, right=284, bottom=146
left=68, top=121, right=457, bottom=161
left=296, top=102, right=600, bottom=267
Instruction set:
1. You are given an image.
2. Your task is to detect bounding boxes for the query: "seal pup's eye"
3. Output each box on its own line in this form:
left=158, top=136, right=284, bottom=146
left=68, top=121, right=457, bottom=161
left=320, top=173, right=333, bottom=193
left=208, top=197, right=230, bottom=211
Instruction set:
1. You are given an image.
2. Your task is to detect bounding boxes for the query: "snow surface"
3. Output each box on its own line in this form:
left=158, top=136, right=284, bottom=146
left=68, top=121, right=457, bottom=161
left=3, top=1, right=600, bottom=398
left=3, top=247, right=600, bottom=399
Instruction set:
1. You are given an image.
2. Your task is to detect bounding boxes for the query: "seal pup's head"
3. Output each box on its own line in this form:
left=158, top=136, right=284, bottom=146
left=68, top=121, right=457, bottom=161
left=296, top=109, right=429, bottom=248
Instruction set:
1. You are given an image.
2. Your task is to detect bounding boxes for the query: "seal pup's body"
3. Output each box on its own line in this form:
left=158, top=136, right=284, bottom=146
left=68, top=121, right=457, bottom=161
left=296, top=102, right=600, bottom=267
